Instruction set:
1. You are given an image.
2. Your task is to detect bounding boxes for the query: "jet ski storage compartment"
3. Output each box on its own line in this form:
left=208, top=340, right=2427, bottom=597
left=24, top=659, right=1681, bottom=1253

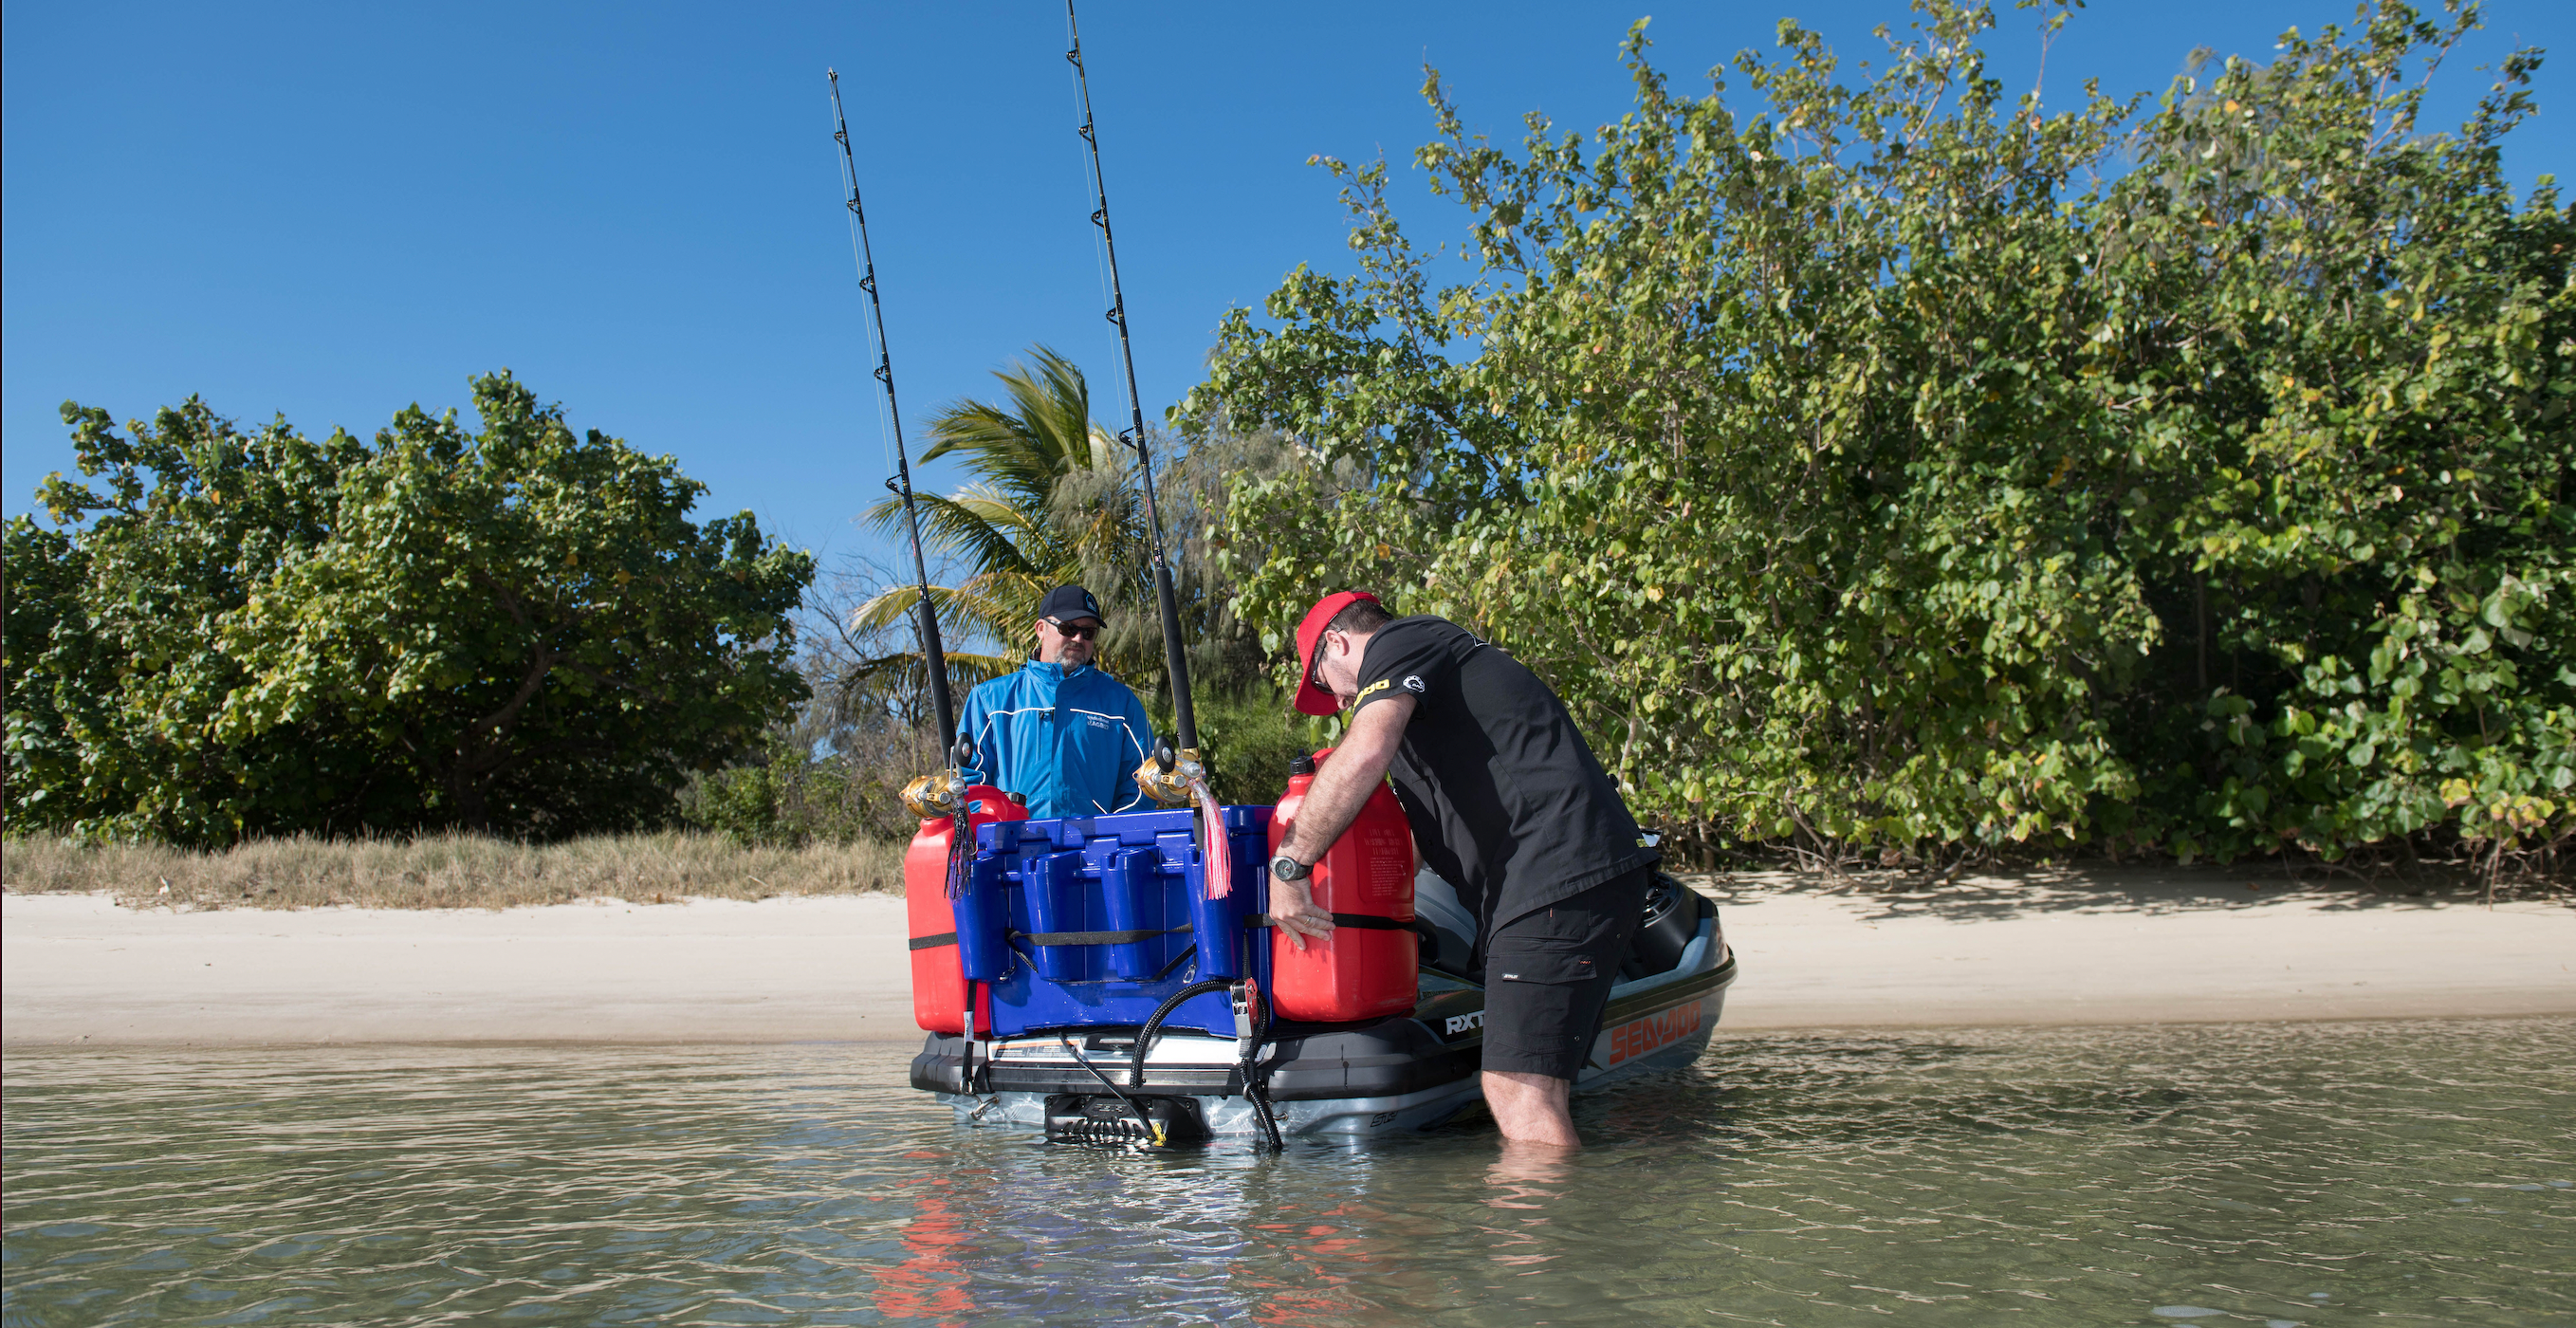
left=958, top=805, right=1274, bottom=1040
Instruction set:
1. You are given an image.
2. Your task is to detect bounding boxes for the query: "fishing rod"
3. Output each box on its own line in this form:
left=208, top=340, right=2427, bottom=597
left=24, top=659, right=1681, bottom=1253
left=828, top=69, right=960, bottom=759
left=834, top=69, right=990, bottom=1092
left=1065, top=2, right=1198, bottom=772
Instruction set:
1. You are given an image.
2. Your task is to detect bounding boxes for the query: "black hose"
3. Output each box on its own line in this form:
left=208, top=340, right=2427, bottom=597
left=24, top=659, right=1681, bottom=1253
left=1125, top=974, right=1282, bottom=1149
left=1240, top=989, right=1283, bottom=1151
left=1131, top=977, right=1233, bottom=1089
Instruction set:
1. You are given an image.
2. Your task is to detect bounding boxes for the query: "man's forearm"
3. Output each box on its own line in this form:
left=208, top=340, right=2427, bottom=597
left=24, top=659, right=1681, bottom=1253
left=1279, top=697, right=1411, bottom=863
left=1280, top=768, right=1376, bottom=864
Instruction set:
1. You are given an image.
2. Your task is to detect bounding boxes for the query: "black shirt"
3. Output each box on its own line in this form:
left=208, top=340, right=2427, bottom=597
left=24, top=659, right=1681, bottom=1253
left=1351, top=616, right=1655, bottom=931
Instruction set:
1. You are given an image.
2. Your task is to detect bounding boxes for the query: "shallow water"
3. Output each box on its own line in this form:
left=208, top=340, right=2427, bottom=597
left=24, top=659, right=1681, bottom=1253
left=4, top=1020, right=2569, bottom=1327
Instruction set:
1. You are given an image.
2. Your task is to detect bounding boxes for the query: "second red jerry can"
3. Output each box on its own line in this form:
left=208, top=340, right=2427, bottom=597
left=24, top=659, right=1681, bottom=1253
left=906, top=784, right=1028, bottom=1033
left=1267, top=747, right=1418, bottom=1022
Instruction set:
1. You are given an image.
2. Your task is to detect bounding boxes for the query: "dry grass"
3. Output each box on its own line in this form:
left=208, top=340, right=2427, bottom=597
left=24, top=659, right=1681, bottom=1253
left=0, top=831, right=909, bottom=911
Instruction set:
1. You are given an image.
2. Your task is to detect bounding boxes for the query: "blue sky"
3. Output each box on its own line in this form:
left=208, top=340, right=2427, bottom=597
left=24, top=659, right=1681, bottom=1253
left=7, top=1, right=2567, bottom=585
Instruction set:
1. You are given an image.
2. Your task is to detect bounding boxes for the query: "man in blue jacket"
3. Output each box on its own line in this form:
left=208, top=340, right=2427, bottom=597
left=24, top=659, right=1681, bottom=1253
left=957, top=584, right=1158, bottom=820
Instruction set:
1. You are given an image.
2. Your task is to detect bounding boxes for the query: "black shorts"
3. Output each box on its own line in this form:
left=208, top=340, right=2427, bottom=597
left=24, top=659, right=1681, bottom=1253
left=1480, top=867, right=1651, bottom=1080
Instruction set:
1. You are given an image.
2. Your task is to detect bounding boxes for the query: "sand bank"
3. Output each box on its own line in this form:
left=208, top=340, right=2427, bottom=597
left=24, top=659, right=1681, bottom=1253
left=4, top=872, right=2567, bottom=1047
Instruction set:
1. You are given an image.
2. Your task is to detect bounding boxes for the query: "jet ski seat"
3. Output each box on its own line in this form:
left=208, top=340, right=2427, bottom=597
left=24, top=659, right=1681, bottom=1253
left=1411, top=868, right=1479, bottom=976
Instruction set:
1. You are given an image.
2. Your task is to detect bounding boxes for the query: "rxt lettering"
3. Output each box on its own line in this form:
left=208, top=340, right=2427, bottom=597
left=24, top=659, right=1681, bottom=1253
left=1444, top=1010, right=1484, bottom=1037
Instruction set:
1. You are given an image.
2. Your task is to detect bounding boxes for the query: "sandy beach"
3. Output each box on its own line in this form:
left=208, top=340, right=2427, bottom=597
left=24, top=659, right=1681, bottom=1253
left=5, top=871, right=2567, bottom=1047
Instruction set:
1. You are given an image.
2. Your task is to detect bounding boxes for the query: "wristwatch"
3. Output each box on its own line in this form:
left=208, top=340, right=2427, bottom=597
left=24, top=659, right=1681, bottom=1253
left=1268, top=854, right=1311, bottom=882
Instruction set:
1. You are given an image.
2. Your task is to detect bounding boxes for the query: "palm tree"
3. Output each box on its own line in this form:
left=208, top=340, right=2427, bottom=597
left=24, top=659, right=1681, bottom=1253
left=853, top=345, right=1154, bottom=685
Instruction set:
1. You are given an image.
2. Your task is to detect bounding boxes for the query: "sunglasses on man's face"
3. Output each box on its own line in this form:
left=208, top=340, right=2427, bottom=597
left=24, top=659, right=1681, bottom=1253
left=1047, top=618, right=1102, bottom=640
left=1308, top=629, right=1340, bottom=688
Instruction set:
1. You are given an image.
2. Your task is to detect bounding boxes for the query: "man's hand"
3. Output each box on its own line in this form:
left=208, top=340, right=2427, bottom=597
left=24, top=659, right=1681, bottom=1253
left=1267, top=694, right=1412, bottom=951
left=1267, top=876, right=1335, bottom=951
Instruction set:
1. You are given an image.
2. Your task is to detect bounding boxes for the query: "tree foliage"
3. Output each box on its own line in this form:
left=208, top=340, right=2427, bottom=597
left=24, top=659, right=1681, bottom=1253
left=855, top=345, right=1162, bottom=682
left=4, top=373, right=814, bottom=843
left=854, top=345, right=1287, bottom=718
left=1187, top=0, right=2572, bottom=869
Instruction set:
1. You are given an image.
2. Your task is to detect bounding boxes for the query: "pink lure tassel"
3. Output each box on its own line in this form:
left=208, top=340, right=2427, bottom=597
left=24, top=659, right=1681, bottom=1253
left=1193, top=778, right=1233, bottom=900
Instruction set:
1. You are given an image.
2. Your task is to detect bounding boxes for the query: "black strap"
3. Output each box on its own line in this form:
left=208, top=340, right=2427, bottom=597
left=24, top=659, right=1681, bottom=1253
left=1242, top=913, right=1413, bottom=931
left=935, top=913, right=1412, bottom=950
left=1150, top=944, right=1198, bottom=983
left=1010, top=923, right=1194, bottom=948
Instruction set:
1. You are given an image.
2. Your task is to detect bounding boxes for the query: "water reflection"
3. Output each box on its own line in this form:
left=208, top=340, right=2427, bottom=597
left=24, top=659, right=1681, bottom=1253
left=4, top=1020, right=2570, bottom=1326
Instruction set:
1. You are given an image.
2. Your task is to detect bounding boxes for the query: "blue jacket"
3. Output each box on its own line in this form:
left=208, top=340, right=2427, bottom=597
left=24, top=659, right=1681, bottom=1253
left=958, top=659, right=1157, bottom=820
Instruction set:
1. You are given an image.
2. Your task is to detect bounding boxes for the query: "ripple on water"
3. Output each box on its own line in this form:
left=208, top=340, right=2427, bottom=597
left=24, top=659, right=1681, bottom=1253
left=4, top=1018, right=2570, bottom=1326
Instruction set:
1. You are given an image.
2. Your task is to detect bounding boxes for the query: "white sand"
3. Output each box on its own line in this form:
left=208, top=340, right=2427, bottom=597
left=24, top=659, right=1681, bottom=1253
left=2, top=894, right=920, bottom=1046
left=1705, top=870, right=2573, bottom=1028
left=4, top=872, right=2568, bottom=1046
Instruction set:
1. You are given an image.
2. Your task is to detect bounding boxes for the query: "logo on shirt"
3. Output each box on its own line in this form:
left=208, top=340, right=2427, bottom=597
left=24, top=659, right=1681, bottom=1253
left=1355, top=679, right=1390, bottom=701
left=1402, top=674, right=1426, bottom=693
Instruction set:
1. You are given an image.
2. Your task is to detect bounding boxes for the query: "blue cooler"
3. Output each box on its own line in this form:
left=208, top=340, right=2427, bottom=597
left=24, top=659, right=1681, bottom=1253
left=952, top=806, right=1273, bottom=1040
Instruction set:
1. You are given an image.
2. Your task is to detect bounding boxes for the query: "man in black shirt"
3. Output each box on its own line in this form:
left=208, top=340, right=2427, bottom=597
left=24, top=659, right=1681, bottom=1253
left=1267, top=591, right=1656, bottom=1147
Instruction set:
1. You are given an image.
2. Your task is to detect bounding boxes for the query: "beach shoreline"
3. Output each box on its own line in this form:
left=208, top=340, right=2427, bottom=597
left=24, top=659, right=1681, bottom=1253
left=6, top=870, right=2568, bottom=1048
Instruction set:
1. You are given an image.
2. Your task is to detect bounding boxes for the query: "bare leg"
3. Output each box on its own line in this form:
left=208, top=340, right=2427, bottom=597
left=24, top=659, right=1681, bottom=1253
left=1485, top=1146, right=1572, bottom=1203
left=1482, top=1069, right=1578, bottom=1147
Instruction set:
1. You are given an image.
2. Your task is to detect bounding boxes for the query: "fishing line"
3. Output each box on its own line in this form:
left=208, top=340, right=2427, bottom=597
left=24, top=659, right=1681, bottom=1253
left=826, top=68, right=964, bottom=763
left=1062, top=0, right=1200, bottom=761
left=829, top=82, right=901, bottom=486
left=1063, top=10, right=1131, bottom=440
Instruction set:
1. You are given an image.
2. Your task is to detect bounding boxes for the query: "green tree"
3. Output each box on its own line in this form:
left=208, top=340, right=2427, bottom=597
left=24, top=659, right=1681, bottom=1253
left=2088, top=7, right=2573, bottom=869
left=4, top=373, right=814, bottom=843
left=1186, top=1, right=2571, bottom=871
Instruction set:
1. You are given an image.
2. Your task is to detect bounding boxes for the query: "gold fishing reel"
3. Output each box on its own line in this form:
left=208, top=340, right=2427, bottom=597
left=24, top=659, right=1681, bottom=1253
left=1132, top=746, right=1205, bottom=807
left=902, top=738, right=980, bottom=820
left=900, top=767, right=969, bottom=821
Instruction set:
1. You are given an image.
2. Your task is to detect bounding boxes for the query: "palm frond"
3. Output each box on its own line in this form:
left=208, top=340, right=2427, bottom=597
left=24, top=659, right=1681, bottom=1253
left=936, top=651, right=1025, bottom=685
left=861, top=491, right=1044, bottom=582
left=920, top=401, right=1057, bottom=506
left=862, top=344, right=1165, bottom=677
left=923, top=346, right=1101, bottom=494
left=848, top=581, right=1003, bottom=641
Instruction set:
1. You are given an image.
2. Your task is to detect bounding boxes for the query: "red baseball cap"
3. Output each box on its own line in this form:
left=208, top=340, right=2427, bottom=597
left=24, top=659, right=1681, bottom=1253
left=1292, top=591, right=1380, bottom=716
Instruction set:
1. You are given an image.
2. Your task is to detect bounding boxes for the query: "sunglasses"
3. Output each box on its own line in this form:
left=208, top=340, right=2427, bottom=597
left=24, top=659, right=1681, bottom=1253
left=1307, top=628, right=1340, bottom=688
left=1046, top=618, right=1102, bottom=640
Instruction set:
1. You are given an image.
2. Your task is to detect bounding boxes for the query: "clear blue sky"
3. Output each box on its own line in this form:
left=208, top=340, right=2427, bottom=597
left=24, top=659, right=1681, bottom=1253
left=7, top=1, right=2567, bottom=581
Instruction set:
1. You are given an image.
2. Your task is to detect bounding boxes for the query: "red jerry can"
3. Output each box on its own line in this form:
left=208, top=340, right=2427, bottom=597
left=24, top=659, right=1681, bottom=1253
left=1267, top=747, right=1418, bottom=1022
left=906, top=784, right=1028, bottom=1033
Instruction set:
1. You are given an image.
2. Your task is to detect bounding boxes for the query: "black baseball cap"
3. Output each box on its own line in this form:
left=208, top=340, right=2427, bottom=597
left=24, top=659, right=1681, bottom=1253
left=1037, top=585, right=1104, bottom=624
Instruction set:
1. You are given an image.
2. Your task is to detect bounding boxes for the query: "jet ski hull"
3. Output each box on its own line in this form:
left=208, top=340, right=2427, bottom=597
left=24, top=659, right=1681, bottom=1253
left=911, top=905, right=1737, bottom=1138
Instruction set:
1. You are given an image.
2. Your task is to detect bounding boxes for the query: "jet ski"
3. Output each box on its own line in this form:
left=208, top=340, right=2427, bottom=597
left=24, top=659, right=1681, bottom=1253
left=905, top=781, right=1738, bottom=1143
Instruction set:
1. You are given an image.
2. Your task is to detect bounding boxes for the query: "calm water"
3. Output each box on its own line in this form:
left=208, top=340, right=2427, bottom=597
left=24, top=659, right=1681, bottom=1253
left=4, top=1020, right=2568, bottom=1327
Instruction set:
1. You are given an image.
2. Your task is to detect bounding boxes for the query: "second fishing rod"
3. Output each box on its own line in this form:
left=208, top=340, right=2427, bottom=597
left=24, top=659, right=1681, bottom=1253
left=1065, top=0, right=1199, bottom=784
